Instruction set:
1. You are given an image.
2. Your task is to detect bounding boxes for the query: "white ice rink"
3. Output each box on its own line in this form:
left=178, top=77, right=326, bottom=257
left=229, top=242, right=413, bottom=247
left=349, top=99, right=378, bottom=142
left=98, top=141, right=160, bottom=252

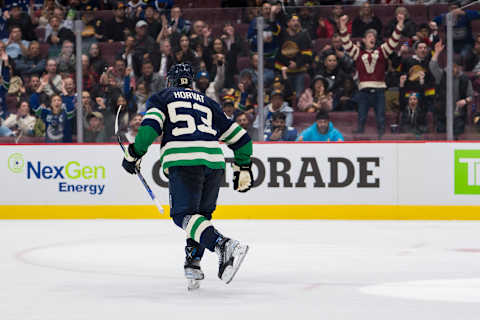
left=2, top=220, right=480, bottom=320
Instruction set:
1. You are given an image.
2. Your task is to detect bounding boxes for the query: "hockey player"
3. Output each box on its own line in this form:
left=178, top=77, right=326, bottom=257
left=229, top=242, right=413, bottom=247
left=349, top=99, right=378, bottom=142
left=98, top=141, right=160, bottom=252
left=121, top=63, right=252, bottom=289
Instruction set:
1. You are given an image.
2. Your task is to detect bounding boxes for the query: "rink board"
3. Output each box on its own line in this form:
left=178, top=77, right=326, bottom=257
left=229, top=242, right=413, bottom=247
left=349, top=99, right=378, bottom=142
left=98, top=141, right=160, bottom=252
left=1, top=142, right=480, bottom=219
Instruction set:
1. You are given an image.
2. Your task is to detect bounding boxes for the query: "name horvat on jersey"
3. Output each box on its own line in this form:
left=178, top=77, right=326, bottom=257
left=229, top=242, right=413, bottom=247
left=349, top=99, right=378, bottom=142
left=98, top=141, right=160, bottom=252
left=173, top=90, right=205, bottom=103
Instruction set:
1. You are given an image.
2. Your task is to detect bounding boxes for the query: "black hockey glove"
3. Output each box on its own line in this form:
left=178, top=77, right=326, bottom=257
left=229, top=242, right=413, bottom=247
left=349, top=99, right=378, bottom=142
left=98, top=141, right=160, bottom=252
left=233, top=162, right=253, bottom=193
left=122, top=144, right=142, bottom=175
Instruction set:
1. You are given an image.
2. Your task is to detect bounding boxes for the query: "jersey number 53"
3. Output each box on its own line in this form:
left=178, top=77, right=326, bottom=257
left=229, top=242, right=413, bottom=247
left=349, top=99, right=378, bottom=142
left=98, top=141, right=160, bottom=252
left=167, top=101, right=218, bottom=137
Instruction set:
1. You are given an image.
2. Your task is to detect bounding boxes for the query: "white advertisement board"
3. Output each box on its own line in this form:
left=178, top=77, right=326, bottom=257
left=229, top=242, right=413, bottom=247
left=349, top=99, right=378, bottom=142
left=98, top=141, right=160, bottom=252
left=1, top=142, right=479, bottom=207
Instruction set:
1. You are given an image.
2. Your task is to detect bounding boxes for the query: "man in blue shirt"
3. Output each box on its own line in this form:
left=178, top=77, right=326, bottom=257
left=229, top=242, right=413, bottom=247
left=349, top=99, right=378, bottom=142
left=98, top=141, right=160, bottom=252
left=297, top=110, right=344, bottom=142
left=265, top=112, right=297, bottom=141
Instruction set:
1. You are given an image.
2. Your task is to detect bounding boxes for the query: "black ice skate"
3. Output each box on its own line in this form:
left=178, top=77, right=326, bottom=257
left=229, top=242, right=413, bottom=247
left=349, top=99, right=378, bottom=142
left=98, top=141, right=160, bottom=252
left=215, top=238, right=249, bottom=284
left=185, top=245, right=204, bottom=291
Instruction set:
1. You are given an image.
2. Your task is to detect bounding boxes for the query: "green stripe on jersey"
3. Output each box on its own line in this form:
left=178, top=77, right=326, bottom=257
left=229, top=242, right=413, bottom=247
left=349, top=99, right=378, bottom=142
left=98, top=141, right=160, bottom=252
left=160, top=146, right=223, bottom=163
left=224, top=126, right=243, bottom=143
left=146, top=111, right=164, bottom=122
left=190, top=216, right=207, bottom=239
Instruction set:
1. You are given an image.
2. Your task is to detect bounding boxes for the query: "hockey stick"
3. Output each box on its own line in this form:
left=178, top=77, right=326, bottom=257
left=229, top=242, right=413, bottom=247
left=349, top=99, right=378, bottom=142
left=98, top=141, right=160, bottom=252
left=115, top=105, right=164, bottom=214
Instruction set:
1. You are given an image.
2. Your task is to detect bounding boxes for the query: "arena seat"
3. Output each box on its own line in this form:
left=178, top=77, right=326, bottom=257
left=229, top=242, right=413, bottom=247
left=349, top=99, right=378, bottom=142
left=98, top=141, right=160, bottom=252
left=236, top=56, right=251, bottom=72
left=35, top=27, right=46, bottom=43
left=94, top=10, right=113, bottom=22
left=6, top=95, right=18, bottom=113
left=98, top=42, right=124, bottom=66
left=39, top=43, right=50, bottom=58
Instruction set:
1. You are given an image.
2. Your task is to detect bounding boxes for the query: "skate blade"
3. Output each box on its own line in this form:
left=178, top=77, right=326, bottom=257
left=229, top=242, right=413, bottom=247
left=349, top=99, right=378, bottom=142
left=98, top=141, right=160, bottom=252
left=187, top=279, right=201, bottom=291
left=222, top=244, right=249, bottom=284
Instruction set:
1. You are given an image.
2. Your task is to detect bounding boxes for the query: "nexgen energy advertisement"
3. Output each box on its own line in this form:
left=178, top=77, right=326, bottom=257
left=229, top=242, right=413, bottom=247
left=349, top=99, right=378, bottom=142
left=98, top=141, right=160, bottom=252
left=1, top=143, right=479, bottom=219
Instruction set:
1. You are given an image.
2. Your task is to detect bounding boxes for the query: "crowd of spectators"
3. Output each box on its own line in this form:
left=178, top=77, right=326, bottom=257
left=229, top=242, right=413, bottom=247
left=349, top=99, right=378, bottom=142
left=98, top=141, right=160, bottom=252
left=0, top=0, right=480, bottom=143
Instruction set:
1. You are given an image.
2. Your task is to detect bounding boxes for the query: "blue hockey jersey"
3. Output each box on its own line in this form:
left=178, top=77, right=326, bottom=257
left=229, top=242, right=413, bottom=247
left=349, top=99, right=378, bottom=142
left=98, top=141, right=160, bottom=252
left=134, top=87, right=252, bottom=172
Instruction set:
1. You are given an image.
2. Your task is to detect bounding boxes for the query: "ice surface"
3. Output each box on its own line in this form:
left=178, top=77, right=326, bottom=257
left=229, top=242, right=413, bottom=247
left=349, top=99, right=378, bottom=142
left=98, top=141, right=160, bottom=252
left=1, top=220, right=480, bottom=320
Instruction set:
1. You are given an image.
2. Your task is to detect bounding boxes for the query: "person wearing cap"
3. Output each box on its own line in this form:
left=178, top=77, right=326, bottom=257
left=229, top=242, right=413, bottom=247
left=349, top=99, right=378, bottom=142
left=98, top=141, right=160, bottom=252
left=429, top=40, right=474, bottom=136
left=193, top=67, right=225, bottom=104
left=297, top=110, right=344, bottom=142
left=274, top=14, right=312, bottom=100
left=133, top=18, right=158, bottom=72
left=105, top=2, right=134, bottom=42
left=264, top=111, right=297, bottom=142
left=254, top=89, right=293, bottom=133
left=5, top=2, right=37, bottom=41
left=84, top=111, right=108, bottom=143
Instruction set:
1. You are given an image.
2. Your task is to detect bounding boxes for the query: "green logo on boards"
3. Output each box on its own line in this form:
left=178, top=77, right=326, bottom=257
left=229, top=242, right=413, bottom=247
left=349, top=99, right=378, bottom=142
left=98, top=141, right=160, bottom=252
left=454, top=150, right=480, bottom=195
left=8, top=153, right=25, bottom=173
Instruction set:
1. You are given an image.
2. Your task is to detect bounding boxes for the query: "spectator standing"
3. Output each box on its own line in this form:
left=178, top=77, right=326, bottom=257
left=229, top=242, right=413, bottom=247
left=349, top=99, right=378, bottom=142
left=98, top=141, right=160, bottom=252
left=384, top=7, right=416, bottom=39
left=264, top=111, right=297, bottom=141
left=297, top=5, right=316, bottom=40
left=46, top=16, right=75, bottom=57
left=221, top=22, right=246, bottom=88
left=173, top=33, right=198, bottom=68
left=464, top=34, right=480, bottom=72
left=43, top=6, right=72, bottom=42
left=105, top=2, right=133, bottom=42
left=26, top=74, right=48, bottom=107
left=81, top=54, right=98, bottom=92
left=143, top=5, right=161, bottom=40
left=433, top=4, right=480, bottom=57
left=316, top=5, right=352, bottom=39
left=248, top=1, right=281, bottom=70
left=340, top=14, right=404, bottom=137
left=297, top=110, right=344, bottom=142
left=0, top=45, right=11, bottom=118
left=39, top=59, right=63, bottom=98
left=88, top=43, right=107, bottom=78
left=132, top=20, right=159, bottom=74
left=6, top=2, right=36, bottom=41
left=430, top=42, right=474, bottom=137
left=275, top=14, right=312, bottom=100
left=168, top=6, right=191, bottom=35
left=157, top=39, right=173, bottom=82
left=394, top=40, right=436, bottom=120
left=56, top=40, right=75, bottom=76
left=31, top=94, right=75, bottom=143
left=14, top=40, right=45, bottom=76
left=351, top=3, right=383, bottom=39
